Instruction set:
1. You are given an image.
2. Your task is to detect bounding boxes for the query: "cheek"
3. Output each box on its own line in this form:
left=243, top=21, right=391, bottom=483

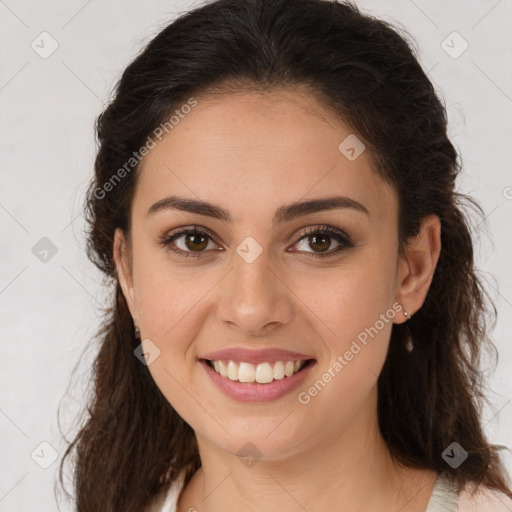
left=294, top=250, right=396, bottom=399
left=134, top=262, right=208, bottom=425
left=295, top=282, right=394, bottom=432
left=132, top=245, right=210, bottom=341
left=295, top=249, right=396, bottom=346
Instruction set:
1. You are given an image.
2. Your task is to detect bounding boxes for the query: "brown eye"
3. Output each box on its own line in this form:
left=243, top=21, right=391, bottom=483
left=305, top=233, right=331, bottom=253
left=291, top=226, right=354, bottom=258
left=181, top=231, right=209, bottom=252
left=158, top=227, right=219, bottom=258
left=158, top=225, right=354, bottom=259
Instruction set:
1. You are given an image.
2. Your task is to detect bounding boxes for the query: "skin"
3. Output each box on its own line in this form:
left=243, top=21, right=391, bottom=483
left=114, top=86, right=442, bottom=511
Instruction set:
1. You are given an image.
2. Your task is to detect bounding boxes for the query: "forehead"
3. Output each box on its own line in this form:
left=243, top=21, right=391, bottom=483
left=133, top=88, right=397, bottom=226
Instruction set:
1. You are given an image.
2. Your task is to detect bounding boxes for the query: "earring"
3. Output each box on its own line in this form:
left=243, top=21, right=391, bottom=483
left=402, top=306, right=414, bottom=353
left=134, top=325, right=141, bottom=340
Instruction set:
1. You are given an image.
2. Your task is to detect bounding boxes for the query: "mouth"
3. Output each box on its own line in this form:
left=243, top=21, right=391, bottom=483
left=200, top=358, right=316, bottom=384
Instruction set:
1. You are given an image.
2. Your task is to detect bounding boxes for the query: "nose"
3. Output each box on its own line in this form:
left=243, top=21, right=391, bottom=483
left=217, top=249, right=294, bottom=336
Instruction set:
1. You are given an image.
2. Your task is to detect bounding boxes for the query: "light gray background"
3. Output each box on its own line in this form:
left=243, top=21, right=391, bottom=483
left=1, top=1, right=511, bottom=510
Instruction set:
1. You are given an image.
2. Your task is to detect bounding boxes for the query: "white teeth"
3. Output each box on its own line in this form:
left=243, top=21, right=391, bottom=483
left=218, top=360, right=228, bottom=377
left=209, top=359, right=308, bottom=383
left=255, top=362, right=273, bottom=384
left=273, top=361, right=284, bottom=379
left=227, top=361, right=238, bottom=381
left=238, top=362, right=256, bottom=383
left=284, top=361, right=295, bottom=377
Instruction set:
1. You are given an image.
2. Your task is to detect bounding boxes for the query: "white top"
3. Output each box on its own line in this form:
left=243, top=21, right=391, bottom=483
left=147, top=471, right=512, bottom=512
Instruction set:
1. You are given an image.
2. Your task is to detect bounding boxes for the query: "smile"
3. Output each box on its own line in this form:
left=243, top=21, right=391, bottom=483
left=199, top=357, right=317, bottom=403
left=205, top=359, right=313, bottom=383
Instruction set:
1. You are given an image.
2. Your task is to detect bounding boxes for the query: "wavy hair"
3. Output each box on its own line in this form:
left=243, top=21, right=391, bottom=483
left=58, top=0, right=512, bottom=510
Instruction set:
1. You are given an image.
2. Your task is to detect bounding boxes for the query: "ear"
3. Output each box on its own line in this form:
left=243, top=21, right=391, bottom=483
left=113, top=228, right=139, bottom=325
left=395, top=214, right=441, bottom=324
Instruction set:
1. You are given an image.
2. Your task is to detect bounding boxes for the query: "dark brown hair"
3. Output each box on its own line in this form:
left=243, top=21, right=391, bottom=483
left=57, top=0, right=512, bottom=510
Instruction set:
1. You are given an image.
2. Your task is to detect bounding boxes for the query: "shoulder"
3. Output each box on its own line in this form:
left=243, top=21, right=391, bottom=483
left=145, top=471, right=187, bottom=512
left=458, top=482, right=512, bottom=512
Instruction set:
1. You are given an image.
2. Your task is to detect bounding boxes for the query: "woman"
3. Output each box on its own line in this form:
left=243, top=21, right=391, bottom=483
left=59, top=0, right=512, bottom=510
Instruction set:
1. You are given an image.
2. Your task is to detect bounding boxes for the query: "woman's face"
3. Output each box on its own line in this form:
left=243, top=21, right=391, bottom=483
left=114, top=87, right=429, bottom=460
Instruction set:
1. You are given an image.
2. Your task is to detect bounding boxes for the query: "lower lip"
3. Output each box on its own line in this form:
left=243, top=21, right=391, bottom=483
left=199, top=359, right=316, bottom=403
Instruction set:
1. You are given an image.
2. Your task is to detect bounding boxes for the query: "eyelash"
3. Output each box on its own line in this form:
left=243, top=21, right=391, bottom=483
left=157, top=225, right=355, bottom=259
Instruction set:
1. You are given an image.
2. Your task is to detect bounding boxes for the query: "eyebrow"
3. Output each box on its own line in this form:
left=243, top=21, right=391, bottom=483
left=146, top=195, right=369, bottom=224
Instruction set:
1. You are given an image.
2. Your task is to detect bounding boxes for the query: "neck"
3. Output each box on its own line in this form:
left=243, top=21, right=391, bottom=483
left=178, top=386, right=436, bottom=512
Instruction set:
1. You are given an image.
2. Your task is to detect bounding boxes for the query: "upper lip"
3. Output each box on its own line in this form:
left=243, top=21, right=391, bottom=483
left=200, top=348, right=315, bottom=365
